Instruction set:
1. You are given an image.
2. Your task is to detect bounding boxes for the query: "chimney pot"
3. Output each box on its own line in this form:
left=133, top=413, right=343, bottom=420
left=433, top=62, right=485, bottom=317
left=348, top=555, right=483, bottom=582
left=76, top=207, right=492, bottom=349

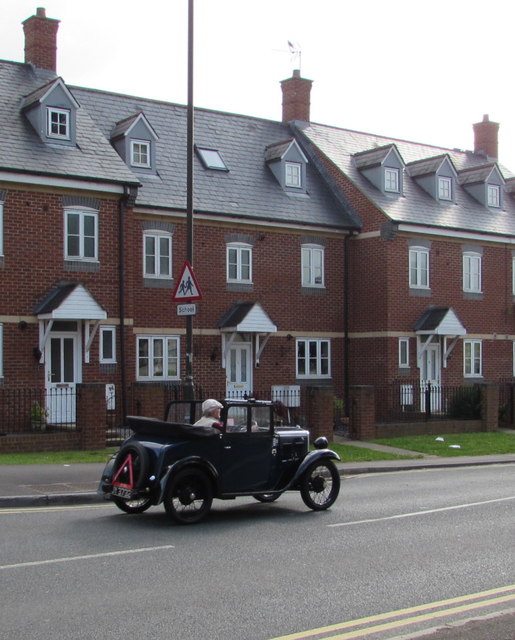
left=23, top=7, right=60, bottom=72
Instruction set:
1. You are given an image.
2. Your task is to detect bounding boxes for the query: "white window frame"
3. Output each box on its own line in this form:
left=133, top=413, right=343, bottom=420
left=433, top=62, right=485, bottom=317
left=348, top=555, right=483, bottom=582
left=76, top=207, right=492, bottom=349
left=301, top=244, right=325, bottom=287
left=143, top=232, right=172, bottom=279
left=47, top=107, right=70, bottom=139
left=285, top=162, right=302, bottom=188
left=100, top=326, right=116, bottom=364
left=438, top=176, right=452, bottom=200
left=487, top=184, right=500, bottom=208
left=409, top=246, right=429, bottom=289
left=384, top=167, right=400, bottom=193
left=226, top=243, right=252, bottom=283
left=296, top=338, right=331, bottom=378
left=464, top=339, right=482, bottom=377
left=64, top=207, right=98, bottom=261
left=130, top=139, right=151, bottom=168
left=463, top=251, right=482, bottom=293
left=137, top=335, right=180, bottom=381
left=398, top=338, right=410, bottom=368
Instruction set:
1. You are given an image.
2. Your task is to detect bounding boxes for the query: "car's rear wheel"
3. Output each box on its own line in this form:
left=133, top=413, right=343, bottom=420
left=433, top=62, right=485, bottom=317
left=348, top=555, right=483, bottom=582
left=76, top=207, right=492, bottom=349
left=300, top=460, right=340, bottom=510
left=164, top=468, right=213, bottom=524
left=253, top=493, right=280, bottom=503
left=112, top=495, right=152, bottom=514
left=112, top=442, right=150, bottom=491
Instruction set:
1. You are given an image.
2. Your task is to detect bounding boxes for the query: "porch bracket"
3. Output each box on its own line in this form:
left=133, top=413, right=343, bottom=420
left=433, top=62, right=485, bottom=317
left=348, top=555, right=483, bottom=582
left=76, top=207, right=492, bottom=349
left=443, top=336, right=459, bottom=368
left=38, top=319, right=54, bottom=360
left=255, top=333, right=271, bottom=367
left=85, top=320, right=101, bottom=363
left=416, top=334, right=434, bottom=368
left=222, top=332, right=237, bottom=368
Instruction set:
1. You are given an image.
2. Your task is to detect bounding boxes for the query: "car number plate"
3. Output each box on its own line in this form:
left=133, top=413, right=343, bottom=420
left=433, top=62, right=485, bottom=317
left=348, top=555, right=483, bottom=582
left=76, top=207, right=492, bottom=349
left=111, top=485, right=134, bottom=499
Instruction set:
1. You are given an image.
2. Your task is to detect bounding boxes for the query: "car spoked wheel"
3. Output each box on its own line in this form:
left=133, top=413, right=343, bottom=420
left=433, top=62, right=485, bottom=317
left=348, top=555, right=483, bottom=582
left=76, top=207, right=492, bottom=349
left=300, top=460, right=340, bottom=510
left=112, top=495, right=152, bottom=514
left=164, top=468, right=213, bottom=524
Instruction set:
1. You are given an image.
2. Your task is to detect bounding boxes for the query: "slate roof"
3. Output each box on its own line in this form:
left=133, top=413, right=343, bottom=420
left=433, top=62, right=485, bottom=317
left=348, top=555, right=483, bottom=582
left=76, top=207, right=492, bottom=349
left=0, top=61, right=139, bottom=186
left=293, top=121, right=515, bottom=238
left=70, top=86, right=356, bottom=229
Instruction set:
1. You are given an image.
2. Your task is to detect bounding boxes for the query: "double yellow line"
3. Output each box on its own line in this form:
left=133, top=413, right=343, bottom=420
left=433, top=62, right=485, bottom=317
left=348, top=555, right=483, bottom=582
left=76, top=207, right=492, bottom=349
left=268, top=584, right=515, bottom=640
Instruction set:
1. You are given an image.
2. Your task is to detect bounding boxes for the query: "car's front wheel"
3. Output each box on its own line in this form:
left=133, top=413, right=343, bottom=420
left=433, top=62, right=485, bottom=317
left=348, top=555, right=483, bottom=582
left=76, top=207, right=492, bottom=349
left=300, top=460, right=340, bottom=510
left=112, top=495, right=152, bottom=514
left=164, top=468, right=213, bottom=524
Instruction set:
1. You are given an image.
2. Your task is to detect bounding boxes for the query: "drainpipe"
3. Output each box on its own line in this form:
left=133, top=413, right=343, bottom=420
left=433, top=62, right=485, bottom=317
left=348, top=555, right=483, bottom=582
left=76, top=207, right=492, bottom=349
left=119, top=186, right=137, bottom=422
left=343, top=233, right=353, bottom=417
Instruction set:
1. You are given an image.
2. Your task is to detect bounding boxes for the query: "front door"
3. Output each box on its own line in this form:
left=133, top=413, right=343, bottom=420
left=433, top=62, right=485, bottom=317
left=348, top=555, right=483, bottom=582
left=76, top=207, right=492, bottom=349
left=45, top=328, right=79, bottom=423
left=420, top=341, right=441, bottom=412
left=226, top=343, right=252, bottom=399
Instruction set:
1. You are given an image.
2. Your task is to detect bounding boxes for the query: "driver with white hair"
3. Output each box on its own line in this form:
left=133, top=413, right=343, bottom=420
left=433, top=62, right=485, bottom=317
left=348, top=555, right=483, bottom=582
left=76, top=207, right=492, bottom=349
left=194, top=399, right=223, bottom=429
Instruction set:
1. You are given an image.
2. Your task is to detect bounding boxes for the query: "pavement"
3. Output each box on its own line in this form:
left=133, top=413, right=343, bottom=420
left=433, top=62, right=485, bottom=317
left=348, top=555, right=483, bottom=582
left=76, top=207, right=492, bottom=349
left=1, top=436, right=514, bottom=508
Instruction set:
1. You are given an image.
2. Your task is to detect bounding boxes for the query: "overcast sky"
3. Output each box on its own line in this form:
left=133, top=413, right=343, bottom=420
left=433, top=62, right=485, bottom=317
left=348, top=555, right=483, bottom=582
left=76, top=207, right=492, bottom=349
left=2, top=0, right=515, bottom=171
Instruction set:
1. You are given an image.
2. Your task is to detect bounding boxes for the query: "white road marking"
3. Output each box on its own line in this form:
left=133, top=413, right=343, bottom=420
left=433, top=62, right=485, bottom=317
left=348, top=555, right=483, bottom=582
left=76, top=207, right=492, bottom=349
left=0, top=544, right=175, bottom=570
left=329, top=495, right=515, bottom=527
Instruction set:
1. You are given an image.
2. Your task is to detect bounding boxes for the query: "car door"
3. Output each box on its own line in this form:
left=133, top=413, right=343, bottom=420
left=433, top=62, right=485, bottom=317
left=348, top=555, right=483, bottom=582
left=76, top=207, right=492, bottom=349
left=220, top=405, right=275, bottom=494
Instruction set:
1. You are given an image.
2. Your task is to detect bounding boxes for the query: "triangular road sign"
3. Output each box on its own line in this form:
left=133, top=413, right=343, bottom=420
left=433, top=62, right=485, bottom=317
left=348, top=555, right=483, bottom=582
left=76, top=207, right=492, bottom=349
left=172, top=260, right=203, bottom=301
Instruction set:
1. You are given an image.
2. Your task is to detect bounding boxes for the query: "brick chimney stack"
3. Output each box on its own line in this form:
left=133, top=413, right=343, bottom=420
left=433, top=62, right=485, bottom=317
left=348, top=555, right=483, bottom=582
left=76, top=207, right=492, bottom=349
left=473, top=114, right=499, bottom=160
left=280, top=70, right=313, bottom=124
left=23, top=7, right=60, bottom=72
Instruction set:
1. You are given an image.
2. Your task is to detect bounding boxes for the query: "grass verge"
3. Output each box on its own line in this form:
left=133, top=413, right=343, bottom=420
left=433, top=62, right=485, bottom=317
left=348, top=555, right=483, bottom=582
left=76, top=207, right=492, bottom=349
left=372, top=432, right=515, bottom=457
left=0, top=448, right=118, bottom=465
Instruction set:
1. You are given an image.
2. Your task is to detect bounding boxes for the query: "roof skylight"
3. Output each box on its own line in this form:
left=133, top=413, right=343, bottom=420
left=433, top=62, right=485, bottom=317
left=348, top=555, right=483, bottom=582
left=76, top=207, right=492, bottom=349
left=195, top=146, right=228, bottom=171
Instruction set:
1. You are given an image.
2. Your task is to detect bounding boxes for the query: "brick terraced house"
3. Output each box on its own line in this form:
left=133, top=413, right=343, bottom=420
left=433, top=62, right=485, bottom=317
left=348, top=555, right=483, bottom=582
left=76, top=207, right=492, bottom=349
left=287, top=75, right=515, bottom=407
left=1, top=8, right=515, bottom=446
left=0, top=9, right=359, bottom=437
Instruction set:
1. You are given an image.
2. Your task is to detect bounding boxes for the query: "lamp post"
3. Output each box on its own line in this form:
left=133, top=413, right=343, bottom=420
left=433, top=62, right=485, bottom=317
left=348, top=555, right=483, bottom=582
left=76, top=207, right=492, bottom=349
left=183, top=0, right=195, bottom=400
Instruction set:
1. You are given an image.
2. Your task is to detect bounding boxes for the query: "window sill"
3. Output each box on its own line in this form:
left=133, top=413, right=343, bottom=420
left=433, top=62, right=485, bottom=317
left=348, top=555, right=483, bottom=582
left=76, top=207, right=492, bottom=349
left=463, top=292, right=483, bottom=300
left=144, top=278, right=173, bottom=289
left=64, top=260, right=99, bottom=272
left=409, top=287, right=431, bottom=297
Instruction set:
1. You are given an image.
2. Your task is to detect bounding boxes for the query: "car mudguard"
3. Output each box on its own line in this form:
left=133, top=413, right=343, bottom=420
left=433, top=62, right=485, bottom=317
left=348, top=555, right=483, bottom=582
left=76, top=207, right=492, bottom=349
left=156, top=456, right=220, bottom=504
left=290, top=449, right=341, bottom=488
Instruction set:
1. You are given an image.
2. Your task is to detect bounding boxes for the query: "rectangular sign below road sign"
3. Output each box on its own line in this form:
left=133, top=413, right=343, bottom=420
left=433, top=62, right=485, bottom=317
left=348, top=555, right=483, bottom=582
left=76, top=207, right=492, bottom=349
left=177, top=303, right=197, bottom=316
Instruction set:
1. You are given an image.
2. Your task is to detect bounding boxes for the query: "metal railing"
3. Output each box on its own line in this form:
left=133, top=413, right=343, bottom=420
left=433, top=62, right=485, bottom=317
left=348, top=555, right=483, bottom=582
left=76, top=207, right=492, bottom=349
left=375, top=381, right=482, bottom=423
left=0, top=387, right=78, bottom=434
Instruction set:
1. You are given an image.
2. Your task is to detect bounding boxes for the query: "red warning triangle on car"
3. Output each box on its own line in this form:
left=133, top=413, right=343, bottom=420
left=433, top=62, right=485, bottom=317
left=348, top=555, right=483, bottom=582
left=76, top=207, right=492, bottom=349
left=112, top=454, right=134, bottom=489
left=172, top=260, right=203, bottom=301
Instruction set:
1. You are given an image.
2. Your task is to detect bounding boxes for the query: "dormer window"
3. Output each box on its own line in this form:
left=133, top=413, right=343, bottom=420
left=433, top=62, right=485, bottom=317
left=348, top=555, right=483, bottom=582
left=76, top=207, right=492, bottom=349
left=487, top=184, right=501, bottom=208
left=458, top=164, right=505, bottom=209
left=21, top=78, right=79, bottom=147
left=285, top=162, right=302, bottom=188
left=47, top=107, right=70, bottom=139
left=130, top=140, right=151, bottom=168
left=111, top=112, right=158, bottom=173
left=384, top=168, right=400, bottom=193
left=354, top=144, right=405, bottom=196
left=438, top=177, right=452, bottom=200
left=265, top=138, right=308, bottom=194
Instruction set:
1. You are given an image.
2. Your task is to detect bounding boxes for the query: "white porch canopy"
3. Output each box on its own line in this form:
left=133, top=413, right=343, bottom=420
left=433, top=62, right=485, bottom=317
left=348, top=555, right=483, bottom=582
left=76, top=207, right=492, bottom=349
left=414, top=307, right=467, bottom=368
left=34, top=282, right=107, bottom=359
left=219, top=302, right=277, bottom=367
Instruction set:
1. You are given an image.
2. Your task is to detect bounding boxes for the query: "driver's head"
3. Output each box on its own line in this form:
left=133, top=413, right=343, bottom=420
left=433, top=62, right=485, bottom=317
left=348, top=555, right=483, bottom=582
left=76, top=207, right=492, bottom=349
left=202, top=399, right=223, bottom=416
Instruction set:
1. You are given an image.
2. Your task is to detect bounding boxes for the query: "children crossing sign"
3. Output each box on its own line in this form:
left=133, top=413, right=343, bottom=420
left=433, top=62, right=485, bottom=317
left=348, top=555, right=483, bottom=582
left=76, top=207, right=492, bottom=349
left=172, top=260, right=203, bottom=302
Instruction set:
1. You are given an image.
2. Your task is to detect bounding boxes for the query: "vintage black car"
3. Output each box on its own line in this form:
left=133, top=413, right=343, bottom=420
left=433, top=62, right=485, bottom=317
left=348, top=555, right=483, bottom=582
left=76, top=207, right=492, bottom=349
left=98, top=399, right=341, bottom=524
